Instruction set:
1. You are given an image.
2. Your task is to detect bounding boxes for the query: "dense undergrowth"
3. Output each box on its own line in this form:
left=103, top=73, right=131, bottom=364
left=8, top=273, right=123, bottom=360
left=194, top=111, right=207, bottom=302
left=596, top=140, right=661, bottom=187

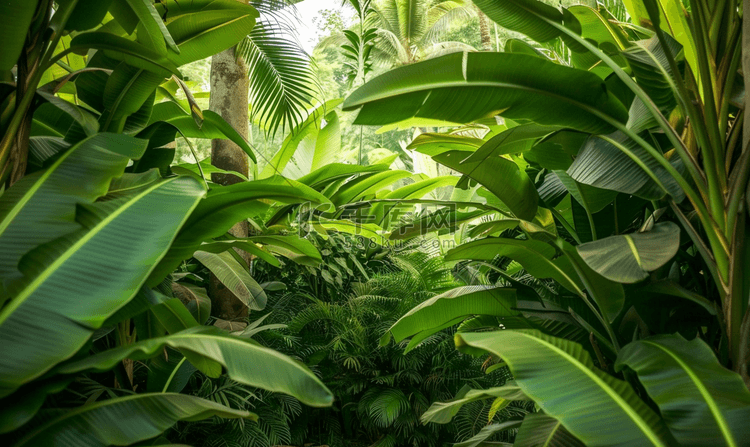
left=1, top=1, right=750, bottom=447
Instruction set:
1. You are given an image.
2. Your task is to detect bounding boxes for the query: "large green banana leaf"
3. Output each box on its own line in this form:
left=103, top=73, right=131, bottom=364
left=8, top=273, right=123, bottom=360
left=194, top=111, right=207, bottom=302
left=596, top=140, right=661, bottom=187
left=297, top=163, right=389, bottom=190
left=471, top=0, right=575, bottom=45
left=11, top=393, right=254, bottom=447
left=0, top=1, right=39, bottom=71
left=148, top=102, right=257, bottom=163
left=155, top=0, right=259, bottom=67
left=421, top=383, right=527, bottom=424
left=454, top=419, right=524, bottom=447
left=381, top=286, right=518, bottom=348
left=514, top=412, right=585, bottom=447
left=0, top=175, right=204, bottom=397
left=246, top=235, right=322, bottom=266
left=616, top=334, right=750, bottom=447
left=329, top=170, right=412, bottom=206
left=124, top=0, right=178, bottom=55
left=0, top=133, right=147, bottom=284
left=462, top=123, right=560, bottom=165
left=260, top=100, right=343, bottom=179
left=194, top=250, right=267, bottom=311
left=620, top=0, right=697, bottom=76
left=445, top=238, right=584, bottom=296
left=577, top=222, right=680, bottom=283
left=196, top=239, right=279, bottom=267
left=367, top=176, right=458, bottom=224
left=559, top=242, right=625, bottom=323
left=66, top=32, right=180, bottom=77
left=58, top=326, right=334, bottom=407
left=567, top=132, right=685, bottom=202
left=432, top=150, right=539, bottom=221
left=457, top=330, right=676, bottom=447
left=343, top=52, right=628, bottom=134
left=148, top=176, right=331, bottom=283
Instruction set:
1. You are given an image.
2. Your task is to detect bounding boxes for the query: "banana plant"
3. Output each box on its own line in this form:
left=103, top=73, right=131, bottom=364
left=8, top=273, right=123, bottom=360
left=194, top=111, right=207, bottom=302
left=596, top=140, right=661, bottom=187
left=0, top=2, right=334, bottom=445
left=346, top=0, right=750, bottom=444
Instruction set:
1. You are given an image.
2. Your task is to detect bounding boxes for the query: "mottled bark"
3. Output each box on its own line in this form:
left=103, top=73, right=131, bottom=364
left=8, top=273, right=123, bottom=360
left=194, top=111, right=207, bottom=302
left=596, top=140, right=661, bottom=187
left=208, top=46, right=251, bottom=320
left=475, top=5, right=492, bottom=51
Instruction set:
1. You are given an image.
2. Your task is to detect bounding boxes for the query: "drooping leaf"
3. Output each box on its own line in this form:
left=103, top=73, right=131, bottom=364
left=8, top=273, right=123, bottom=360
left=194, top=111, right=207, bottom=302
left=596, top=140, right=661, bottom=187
left=514, top=412, right=585, bottom=447
left=11, top=393, right=255, bottom=447
left=432, top=150, right=539, bottom=221
left=194, top=251, right=267, bottom=311
left=297, top=162, right=389, bottom=190
left=58, top=326, right=334, bottom=407
left=381, top=285, right=518, bottom=347
left=577, top=222, right=680, bottom=283
left=148, top=103, right=257, bottom=163
left=343, top=52, right=628, bottom=134
left=0, top=133, right=147, bottom=284
left=445, top=238, right=584, bottom=296
left=0, top=176, right=204, bottom=397
left=453, top=419, right=524, bottom=447
left=155, top=0, right=259, bottom=67
left=149, top=176, right=331, bottom=283
left=0, top=1, right=40, bottom=70
left=615, top=334, right=750, bottom=447
left=421, top=383, right=527, bottom=424
left=457, top=330, right=676, bottom=447
left=329, top=170, right=411, bottom=206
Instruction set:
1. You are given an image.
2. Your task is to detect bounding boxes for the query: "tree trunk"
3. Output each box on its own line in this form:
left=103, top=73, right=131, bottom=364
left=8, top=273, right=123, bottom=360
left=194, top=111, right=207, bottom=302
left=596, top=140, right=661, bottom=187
left=475, top=5, right=492, bottom=51
left=208, top=45, right=251, bottom=321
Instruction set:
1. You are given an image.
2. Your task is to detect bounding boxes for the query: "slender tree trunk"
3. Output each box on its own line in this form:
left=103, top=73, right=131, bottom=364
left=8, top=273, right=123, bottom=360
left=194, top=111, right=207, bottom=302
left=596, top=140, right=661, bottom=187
left=475, top=5, right=492, bottom=51
left=208, top=45, right=251, bottom=321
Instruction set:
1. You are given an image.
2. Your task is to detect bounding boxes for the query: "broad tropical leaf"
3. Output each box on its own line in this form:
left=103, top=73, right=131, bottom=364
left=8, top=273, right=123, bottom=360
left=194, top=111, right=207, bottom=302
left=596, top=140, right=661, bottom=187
left=458, top=330, right=675, bottom=446
left=148, top=102, right=257, bottom=163
left=11, top=393, right=254, bottom=447
left=297, top=163, right=389, bottom=190
left=329, top=170, right=411, bottom=206
left=453, top=419, right=524, bottom=447
left=471, top=0, right=574, bottom=44
left=0, top=1, right=39, bottom=71
left=149, top=176, right=331, bottom=283
left=616, top=334, right=750, bottom=447
left=381, top=285, right=518, bottom=347
left=194, top=250, right=267, bottom=311
left=58, top=326, right=334, bottom=407
left=155, top=0, right=260, bottom=67
left=445, top=238, right=584, bottom=296
left=343, top=52, right=628, bottom=134
left=421, top=383, right=527, bottom=424
left=260, top=99, right=343, bottom=179
left=0, top=176, right=204, bottom=397
left=431, top=149, right=539, bottom=221
left=514, top=412, right=585, bottom=447
left=577, top=222, right=680, bottom=283
left=0, top=133, right=147, bottom=284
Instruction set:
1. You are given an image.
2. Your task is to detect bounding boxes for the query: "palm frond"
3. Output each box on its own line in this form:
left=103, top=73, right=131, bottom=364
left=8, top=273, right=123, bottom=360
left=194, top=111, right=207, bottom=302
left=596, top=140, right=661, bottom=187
left=423, top=1, right=475, bottom=44
left=237, top=20, right=319, bottom=136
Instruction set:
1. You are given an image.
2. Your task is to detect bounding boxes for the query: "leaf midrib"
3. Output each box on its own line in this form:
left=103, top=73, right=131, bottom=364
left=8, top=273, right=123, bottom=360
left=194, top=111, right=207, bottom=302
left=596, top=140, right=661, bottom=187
left=509, top=332, right=667, bottom=447
left=0, top=178, right=177, bottom=325
left=642, top=340, right=737, bottom=447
